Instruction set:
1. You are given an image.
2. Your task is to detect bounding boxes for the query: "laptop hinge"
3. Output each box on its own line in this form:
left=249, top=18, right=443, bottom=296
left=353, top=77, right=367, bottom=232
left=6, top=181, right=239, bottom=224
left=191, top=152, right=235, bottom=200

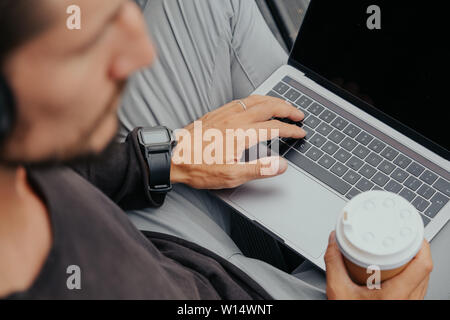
left=287, top=57, right=307, bottom=77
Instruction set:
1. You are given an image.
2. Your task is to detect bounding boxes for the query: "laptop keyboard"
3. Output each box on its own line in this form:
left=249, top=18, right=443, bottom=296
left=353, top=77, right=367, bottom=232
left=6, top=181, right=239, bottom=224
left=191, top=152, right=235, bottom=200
left=266, top=76, right=450, bottom=227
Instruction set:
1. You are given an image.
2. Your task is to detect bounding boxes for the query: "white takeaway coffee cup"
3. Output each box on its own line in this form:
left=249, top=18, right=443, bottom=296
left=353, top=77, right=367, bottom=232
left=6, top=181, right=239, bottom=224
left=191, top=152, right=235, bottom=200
left=335, top=191, right=424, bottom=285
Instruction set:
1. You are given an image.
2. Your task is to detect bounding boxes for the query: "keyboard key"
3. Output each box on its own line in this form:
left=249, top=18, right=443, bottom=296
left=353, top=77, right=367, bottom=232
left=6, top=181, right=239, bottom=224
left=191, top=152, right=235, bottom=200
left=334, top=148, right=352, bottom=163
left=355, top=132, right=374, bottom=146
left=284, top=89, right=301, bottom=102
left=294, top=140, right=312, bottom=154
left=359, top=164, right=377, bottom=179
left=384, top=180, right=403, bottom=193
left=285, top=149, right=351, bottom=195
left=329, top=130, right=345, bottom=144
left=277, top=141, right=291, bottom=155
left=406, top=162, right=425, bottom=177
left=365, top=152, right=383, bottom=167
left=273, top=82, right=289, bottom=95
left=420, top=170, right=438, bottom=186
left=399, top=188, right=415, bottom=202
left=346, top=188, right=361, bottom=200
left=331, top=163, right=349, bottom=177
left=425, top=193, right=449, bottom=218
left=412, top=196, right=430, bottom=212
left=378, top=160, right=396, bottom=175
left=302, top=125, right=314, bottom=140
left=343, top=170, right=362, bottom=185
left=281, top=137, right=297, bottom=147
left=404, top=176, right=422, bottom=192
left=319, top=110, right=337, bottom=123
left=310, top=134, right=327, bottom=148
left=433, top=178, right=450, bottom=197
left=305, top=146, right=324, bottom=161
left=318, top=154, right=336, bottom=169
left=340, top=137, right=358, bottom=152
left=296, top=96, right=313, bottom=108
left=322, top=141, right=339, bottom=156
left=393, top=154, right=412, bottom=169
left=347, top=156, right=364, bottom=171
left=368, top=139, right=386, bottom=153
left=308, top=103, right=325, bottom=116
left=430, top=192, right=449, bottom=206
left=316, top=123, right=333, bottom=137
left=391, top=168, right=409, bottom=183
left=296, top=107, right=310, bottom=119
left=352, top=145, right=370, bottom=160
left=356, top=178, right=375, bottom=192
left=380, top=147, right=399, bottom=161
left=267, top=91, right=283, bottom=99
left=417, top=184, right=436, bottom=200
left=421, top=215, right=431, bottom=227
left=304, top=115, right=321, bottom=129
left=372, top=186, right=383, bottom=191
left=372, top=172, right=390, bottom=187
left=331, top=117, right=349, bottom=131
left=343, top=124, right=361, bottom=138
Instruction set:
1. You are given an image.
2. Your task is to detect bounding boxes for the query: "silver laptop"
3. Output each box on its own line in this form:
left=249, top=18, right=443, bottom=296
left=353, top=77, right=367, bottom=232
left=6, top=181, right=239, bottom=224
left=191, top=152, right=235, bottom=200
left=216, top=0, right=449, bottom=270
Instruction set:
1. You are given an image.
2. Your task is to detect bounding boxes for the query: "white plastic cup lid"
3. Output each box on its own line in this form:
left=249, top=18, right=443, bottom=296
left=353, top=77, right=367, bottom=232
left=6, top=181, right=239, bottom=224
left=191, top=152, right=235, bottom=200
left=335, top=191, right=424, bottom=270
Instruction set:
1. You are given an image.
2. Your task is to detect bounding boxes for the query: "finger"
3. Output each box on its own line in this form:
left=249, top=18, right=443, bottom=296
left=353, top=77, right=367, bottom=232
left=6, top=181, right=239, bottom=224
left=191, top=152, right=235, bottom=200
left=383, top=240, right=433, bottom=294
left=204, top=95, right=294, bottom=121
left=227, top=122, right=305, bottom=152
left=247, top=156, right=289, bottom=180
left=219, top=156, right=289, bottom=188
left=324, top=231, right=360, bottom=292
left=242, top=95, right=279, bottom=107
left=205, top=96, right=272, bottom=122
left=208, top=96, right=297, bottom=124
left=243, top=120, right=306, bottom=140
left=244, top=99, right=304, bottom=123
left=418, top=275, right=430, bottom=299
left=408, top=275, right=430, bottom=300
left=206, top=100, right=246, bottom=118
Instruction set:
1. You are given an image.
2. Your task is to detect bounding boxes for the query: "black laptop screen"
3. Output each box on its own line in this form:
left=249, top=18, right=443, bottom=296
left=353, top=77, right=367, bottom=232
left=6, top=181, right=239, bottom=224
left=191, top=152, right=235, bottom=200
left=290, top=0, right=448, bottom=154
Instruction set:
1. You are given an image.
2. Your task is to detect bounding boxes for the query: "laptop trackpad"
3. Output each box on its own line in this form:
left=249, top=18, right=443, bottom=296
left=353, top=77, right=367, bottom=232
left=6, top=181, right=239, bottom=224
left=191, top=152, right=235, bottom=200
left=229, top=164, right=346, bottom=259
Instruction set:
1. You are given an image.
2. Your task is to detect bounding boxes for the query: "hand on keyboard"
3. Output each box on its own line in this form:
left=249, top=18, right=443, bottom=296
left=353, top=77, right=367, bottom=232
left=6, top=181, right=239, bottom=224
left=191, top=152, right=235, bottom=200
left=170, top=95, right=306, bottom=189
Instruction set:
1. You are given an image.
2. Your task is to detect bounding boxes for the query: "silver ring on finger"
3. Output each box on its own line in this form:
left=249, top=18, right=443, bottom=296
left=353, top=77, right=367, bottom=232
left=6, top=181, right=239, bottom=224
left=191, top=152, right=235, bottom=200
left=238, top=99, right=248, bottom=112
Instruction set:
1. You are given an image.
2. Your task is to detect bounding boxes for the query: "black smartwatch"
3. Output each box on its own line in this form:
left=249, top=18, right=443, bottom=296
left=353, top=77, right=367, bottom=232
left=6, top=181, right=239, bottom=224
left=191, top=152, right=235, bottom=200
left=138, top=127, right=177, bottom=196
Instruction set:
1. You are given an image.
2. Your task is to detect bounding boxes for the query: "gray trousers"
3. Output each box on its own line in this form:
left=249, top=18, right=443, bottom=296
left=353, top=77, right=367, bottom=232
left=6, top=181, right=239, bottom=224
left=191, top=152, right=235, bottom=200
left=119, top=0, right=326, bottom=299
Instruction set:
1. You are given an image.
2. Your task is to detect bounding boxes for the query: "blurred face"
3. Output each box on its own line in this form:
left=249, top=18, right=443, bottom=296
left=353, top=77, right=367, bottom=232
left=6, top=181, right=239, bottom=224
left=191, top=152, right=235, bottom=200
left=1, top=0, right=155, bottom=164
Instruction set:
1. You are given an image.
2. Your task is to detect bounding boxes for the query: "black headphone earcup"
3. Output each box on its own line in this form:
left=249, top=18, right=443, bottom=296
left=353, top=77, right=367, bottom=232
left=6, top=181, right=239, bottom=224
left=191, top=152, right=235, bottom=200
left=0, top=74, right=15, bottom=144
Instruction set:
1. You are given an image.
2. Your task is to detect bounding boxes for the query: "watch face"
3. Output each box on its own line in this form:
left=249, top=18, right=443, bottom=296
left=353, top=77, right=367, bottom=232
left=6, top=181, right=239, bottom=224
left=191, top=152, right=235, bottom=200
left=142, top=129, right=170, bottom=144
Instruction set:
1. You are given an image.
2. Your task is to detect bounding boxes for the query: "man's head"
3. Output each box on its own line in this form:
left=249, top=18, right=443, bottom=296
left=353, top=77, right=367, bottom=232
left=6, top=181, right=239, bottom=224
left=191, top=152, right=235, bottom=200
left=0, top=0, right=155, bottom=165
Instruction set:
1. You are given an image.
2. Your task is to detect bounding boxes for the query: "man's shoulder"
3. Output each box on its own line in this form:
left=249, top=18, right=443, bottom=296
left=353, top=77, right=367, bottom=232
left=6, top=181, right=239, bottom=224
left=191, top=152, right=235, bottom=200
left=29, top=165, right=83, bottom=181
left=28, top=165, right=98, bottom=197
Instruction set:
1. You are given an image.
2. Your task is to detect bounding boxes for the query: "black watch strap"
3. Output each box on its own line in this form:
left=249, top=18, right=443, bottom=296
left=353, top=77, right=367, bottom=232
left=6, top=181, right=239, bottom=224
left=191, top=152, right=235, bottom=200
left=146, top=151, right=172, bottom=193
left=136, top=126, right=175, bottom=207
